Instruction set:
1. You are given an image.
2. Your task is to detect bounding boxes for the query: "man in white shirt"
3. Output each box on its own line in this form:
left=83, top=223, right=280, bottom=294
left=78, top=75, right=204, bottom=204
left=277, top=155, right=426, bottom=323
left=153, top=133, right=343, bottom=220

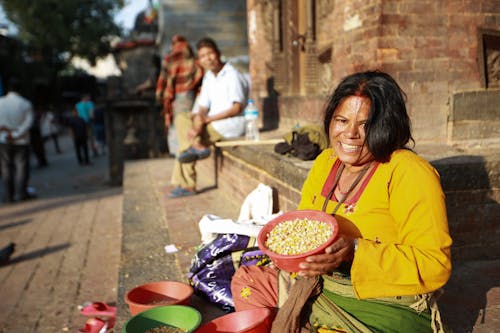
left=0, top=78, right=34, bottom=202
left=169, top=37, right=249, bottom=198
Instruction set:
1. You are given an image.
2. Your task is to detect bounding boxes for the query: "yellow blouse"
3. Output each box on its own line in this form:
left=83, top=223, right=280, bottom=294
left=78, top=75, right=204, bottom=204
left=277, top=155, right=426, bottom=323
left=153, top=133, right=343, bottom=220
left=298, top=148, right=452, bottom=299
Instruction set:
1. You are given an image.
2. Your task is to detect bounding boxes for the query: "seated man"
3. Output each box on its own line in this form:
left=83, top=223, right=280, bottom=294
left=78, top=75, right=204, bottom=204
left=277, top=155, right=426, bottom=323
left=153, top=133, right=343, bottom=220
left=169, top=37, right=249, bottom=198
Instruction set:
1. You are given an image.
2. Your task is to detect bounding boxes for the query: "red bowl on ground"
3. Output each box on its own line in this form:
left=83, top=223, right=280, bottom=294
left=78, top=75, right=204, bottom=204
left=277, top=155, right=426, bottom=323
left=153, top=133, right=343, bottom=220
left=125, top=281, right=194, bottom=316
left=195, top=307, right=275, bottom=333
left=257, top=210, right=339, bottom=272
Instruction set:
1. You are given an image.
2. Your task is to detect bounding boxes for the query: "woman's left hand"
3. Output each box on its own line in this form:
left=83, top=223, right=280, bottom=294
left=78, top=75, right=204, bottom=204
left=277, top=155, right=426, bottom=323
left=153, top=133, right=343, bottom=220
left=297, top=235, right=356, bottom=277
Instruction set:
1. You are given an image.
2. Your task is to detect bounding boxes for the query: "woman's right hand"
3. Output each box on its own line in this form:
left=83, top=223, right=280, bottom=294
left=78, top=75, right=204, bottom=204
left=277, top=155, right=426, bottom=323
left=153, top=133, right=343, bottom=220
left=297, top=235, right=356, bottom=277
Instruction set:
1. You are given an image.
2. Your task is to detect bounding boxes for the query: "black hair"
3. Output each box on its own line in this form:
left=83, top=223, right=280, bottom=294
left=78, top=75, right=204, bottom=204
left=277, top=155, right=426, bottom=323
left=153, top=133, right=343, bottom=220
left=323, top=71, right=414, bottom=162
left=7, top=77, right=21, bottom=92
left=196, top=37, right=220, bottom=55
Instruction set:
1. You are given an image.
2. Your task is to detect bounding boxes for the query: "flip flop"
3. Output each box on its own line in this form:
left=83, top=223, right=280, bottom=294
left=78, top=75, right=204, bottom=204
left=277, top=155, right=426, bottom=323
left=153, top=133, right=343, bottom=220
left=77, top=317, right=107, bottom=333
left=80, top=302, right=116, bottom=318
left=168, top=187, right=196, bottom=198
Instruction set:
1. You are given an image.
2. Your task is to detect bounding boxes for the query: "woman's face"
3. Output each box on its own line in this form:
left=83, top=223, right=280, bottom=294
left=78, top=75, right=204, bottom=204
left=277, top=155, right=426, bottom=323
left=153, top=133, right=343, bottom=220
left=329, top=95, right=375, bottom=167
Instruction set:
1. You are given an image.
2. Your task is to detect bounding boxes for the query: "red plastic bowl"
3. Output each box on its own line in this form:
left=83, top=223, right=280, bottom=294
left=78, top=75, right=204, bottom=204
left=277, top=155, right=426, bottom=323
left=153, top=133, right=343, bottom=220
left=257, top=210, right=339, bottom=272
left=125, top=281, right=194, bottom=316
left=195, top=308, right=275, bottom=333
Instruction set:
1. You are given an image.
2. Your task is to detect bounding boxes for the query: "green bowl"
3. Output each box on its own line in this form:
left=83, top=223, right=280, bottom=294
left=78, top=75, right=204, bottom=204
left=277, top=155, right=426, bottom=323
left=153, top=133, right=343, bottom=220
left=122, top=305, right=201, bottom=333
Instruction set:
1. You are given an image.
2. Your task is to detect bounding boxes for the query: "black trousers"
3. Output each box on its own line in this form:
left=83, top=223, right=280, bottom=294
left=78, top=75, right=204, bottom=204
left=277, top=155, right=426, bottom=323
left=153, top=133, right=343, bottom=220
left=73, top=137, right=89, bottom=165
left=0, top=143, right=30, bottom=201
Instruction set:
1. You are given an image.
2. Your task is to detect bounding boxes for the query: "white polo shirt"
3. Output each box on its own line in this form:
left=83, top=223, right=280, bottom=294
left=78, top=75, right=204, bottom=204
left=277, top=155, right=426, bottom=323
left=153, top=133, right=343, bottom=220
left=0, top=92, right=34, bottom=145
left=197, top=62, right=249, bottom=138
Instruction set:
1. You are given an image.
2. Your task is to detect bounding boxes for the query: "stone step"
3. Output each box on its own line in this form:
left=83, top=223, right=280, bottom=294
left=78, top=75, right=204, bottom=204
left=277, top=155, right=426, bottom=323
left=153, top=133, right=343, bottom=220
left=116, top=149, right=499, bottom=333
left=198, top=140, right=500, bottom=261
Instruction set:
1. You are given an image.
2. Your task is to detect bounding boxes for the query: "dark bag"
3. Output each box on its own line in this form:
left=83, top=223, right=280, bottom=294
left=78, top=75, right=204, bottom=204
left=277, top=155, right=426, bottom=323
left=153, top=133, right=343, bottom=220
left=188, top=234, right=270, bottom=311
left=274, top=125, right=328, bottom=161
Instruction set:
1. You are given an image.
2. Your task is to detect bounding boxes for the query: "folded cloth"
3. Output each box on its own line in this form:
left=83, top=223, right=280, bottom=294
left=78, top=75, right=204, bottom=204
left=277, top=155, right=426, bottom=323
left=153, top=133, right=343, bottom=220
left=271, top=276, right=321, bottom=333
left=237, top=183, right=275, bottom=223
left=199, top=214, right=263, bottom=244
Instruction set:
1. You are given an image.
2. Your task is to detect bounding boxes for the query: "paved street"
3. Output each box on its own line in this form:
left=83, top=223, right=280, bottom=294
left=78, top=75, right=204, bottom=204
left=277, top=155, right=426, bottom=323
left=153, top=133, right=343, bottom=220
left=0, top=134, right=121, bottom=332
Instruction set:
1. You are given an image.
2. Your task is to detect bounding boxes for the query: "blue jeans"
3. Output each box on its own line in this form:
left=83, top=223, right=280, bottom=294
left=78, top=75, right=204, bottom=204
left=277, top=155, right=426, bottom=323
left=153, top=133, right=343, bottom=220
left=0, top=143, right=30, bottom=201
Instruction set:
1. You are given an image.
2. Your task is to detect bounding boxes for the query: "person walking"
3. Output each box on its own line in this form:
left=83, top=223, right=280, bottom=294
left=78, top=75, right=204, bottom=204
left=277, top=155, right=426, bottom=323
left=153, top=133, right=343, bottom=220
left=168, top=37, right=249, bottom=198
left=75, top=94, right=98, bottom=157
left=92, top=103, right=106, bottom=155
left=65, top=108, right=90, bottom=166
left=30, top=106, right=49, bottom=168
left=41, top=108, right=62, bottom=154
left=155, top=34, right=204, bottom=155
left=0, top=77, right=35, bottom=202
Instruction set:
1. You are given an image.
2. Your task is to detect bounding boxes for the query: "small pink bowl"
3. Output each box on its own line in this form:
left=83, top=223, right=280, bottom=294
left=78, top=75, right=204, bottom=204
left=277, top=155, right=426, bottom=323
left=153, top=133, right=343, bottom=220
left=125, top=281, right=194, bottom=316
left=195, top=307, right=275, bottom=333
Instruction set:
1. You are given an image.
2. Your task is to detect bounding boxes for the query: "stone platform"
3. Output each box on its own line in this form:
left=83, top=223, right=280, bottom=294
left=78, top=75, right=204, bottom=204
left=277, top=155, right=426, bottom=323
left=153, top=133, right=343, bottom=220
left=116, top=141, right=499, bottom=332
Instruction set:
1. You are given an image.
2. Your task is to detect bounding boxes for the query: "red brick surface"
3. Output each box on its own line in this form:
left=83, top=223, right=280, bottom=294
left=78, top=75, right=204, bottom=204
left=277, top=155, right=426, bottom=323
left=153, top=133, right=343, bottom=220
left=0, top=135, right=121, bottom=332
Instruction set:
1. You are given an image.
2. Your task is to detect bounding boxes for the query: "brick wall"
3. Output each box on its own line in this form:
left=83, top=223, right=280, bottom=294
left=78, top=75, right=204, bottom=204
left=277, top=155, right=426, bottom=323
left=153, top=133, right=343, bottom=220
left=247, top=0, right=500, bottom=144
left=158, top=0, right=248, bottom=64
left=450, top=89, right=500, bottom=141
left=196, top=149, right=303, bottom=215
left=375, top=0, right=499, bottom=143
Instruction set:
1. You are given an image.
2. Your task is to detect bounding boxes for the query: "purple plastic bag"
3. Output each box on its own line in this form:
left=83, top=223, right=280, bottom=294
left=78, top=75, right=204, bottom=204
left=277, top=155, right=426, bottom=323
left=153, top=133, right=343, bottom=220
left=188, top=233, right=269, bottom=311
left=189, top=233, right=251, bottom=275
left=189, top=254, right=237, bottom=311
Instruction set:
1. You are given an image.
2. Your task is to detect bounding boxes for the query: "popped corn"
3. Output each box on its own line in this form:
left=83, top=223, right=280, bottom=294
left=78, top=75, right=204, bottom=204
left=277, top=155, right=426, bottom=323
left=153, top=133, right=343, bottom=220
left=265, top=218, right=332, bottom=255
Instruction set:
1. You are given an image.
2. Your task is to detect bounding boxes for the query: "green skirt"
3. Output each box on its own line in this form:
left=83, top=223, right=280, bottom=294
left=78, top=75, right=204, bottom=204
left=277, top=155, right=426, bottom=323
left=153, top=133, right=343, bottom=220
left=308, top=274, right=443, bottom=333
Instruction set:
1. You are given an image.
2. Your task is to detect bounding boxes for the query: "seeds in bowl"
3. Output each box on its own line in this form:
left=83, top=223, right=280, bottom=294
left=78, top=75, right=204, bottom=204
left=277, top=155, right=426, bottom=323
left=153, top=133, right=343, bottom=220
left=144, top=325, right=186, bottom=333
left=265, top=218, right=332, bottom=255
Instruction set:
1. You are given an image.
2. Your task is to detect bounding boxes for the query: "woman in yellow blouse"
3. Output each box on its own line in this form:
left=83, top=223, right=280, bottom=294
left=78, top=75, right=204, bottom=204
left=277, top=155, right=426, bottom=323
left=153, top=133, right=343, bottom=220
left=231, top=71, right=452, bottom=332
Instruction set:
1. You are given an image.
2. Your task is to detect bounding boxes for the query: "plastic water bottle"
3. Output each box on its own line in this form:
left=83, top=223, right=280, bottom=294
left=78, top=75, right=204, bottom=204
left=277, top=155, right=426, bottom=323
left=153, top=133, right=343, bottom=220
left=244, top=99, right=259, bottom=141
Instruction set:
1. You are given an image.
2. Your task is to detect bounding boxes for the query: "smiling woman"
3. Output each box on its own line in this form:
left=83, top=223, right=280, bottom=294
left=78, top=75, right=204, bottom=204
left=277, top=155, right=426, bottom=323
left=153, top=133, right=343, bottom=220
left=230, top=71, right=452, bottom=333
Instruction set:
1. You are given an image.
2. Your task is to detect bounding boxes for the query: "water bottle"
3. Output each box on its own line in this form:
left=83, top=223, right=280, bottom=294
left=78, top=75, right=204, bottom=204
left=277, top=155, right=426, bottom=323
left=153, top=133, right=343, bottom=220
left=244, top=99, right=259, bottom=141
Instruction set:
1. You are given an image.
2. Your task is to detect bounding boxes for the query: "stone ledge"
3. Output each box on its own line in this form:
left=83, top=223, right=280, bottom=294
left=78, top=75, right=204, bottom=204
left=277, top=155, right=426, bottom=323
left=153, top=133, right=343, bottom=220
left=219, top=142, right=500, bottom=193
left=214, top=142, right=500, bottom=261
left=220, top=143, right=313, bottom=191
left=116, top=160, right=184, bottom=330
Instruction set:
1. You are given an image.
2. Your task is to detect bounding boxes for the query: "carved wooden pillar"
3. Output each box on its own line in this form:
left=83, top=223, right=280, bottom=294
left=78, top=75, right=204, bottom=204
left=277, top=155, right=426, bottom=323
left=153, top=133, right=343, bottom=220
left=304, top=0, right=318, bottom=95
left=272, top=0, right=286, bottom=93
left=285, top=0, right=299, bottom=95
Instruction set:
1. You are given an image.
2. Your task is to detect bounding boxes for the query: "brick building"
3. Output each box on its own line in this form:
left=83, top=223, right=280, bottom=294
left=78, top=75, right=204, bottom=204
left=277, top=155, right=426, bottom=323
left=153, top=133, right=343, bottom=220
left=156, top=0, right=248, bottom=71
left=246, top=0, right=500, bottom=145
